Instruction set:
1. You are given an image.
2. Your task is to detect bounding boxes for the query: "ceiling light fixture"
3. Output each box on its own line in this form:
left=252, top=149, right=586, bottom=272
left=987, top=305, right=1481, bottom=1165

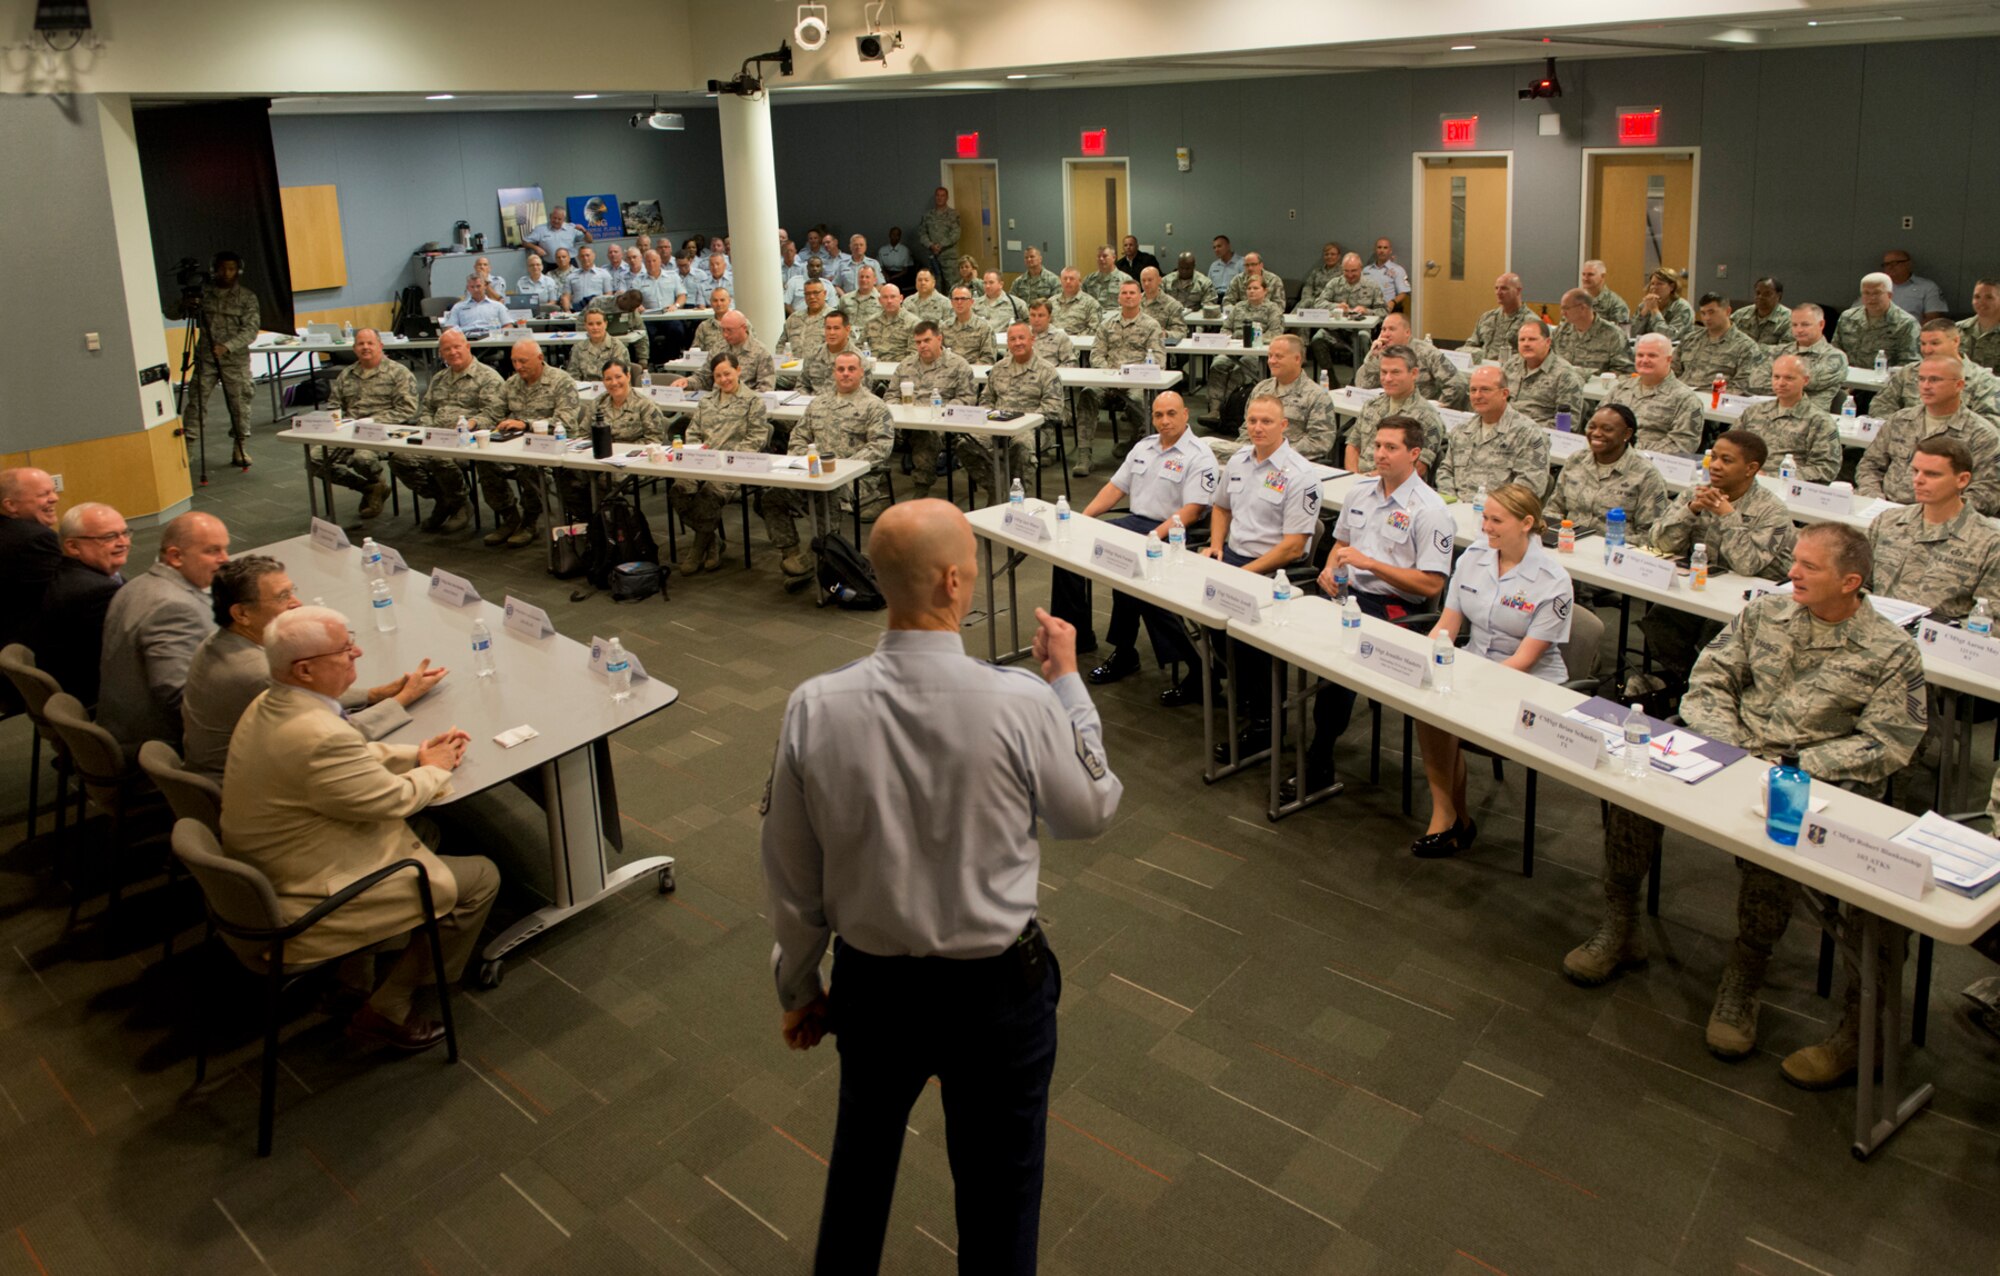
left=794, top=3, right=829, bottom=51
left=1451, top=44, right=1477, bottom=51
left=574, top=93, right=599, bottom=100
left=425, top=93, right=454, bottom=100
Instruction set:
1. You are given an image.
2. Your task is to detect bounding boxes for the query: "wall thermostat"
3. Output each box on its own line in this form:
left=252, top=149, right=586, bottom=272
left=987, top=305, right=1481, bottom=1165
left=1175, top=147, right=1191, bottom=172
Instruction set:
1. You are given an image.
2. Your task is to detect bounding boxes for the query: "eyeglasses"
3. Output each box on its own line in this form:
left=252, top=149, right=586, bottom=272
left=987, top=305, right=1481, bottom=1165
left=292, top=631, right=359, bottom=665
left=75, top=528, right=132, bottom=542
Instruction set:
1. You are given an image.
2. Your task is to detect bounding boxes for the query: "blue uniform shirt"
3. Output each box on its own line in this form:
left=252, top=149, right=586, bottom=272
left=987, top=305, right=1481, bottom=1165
left=1445, top=539, right=1574, bottom=682
left=524, top=223, right=586, bottom=261
left=1207, top=256, right=1244, bottom=299
left=830, top=254, right=885, bottom=292
left=1214, top=440, right=1321, bottom=559
left=566, top=266, right=613, bottom=305
left=443, top=297, right=511, bottom=331
left=1333, top=472, right=1455, bottom=603
left=1109, top=430, right=1220, bottom=521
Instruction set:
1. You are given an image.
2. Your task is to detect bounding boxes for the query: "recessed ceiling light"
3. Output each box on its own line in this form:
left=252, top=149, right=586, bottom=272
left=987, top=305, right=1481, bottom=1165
left=574, top=93, right=599, bottom=99
left=426, top=93, right=454, bottom=100
left=1451, top=44, right=1477, bottom=51
left=1006, top=73, right=1029, bottom=79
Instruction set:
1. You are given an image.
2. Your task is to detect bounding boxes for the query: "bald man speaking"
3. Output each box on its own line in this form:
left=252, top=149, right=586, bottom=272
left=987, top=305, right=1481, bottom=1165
left=760, top=499, right=1122, bottom=1275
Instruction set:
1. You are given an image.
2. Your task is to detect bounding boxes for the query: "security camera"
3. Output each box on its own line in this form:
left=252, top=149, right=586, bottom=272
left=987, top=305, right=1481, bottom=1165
left=794, top=4, right=828, bottom=52
left=1519, top=56, right=1562, bottom=101
left=856, top=30, right=901, bottom=63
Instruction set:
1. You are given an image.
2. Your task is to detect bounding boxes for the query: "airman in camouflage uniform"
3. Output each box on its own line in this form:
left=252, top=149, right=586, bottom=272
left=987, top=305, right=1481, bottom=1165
left=915, top=194, right=961, bottom=279
left=675, top=366, right=772, bottom=574
left=1503, top=320, right=1586, bottom=427
left=1299, top=244, right=1345, bottom=314
left=864, top=292, right=918, bottom=363
left=485, top=343, right=580, bottom=546
left=1651, top=473, right=1796, bottom=578
left=1835, top=278, right=1920, bottom=367
left=1358, top=318, right=1466, bottom=405
left=1008, top=247, right=1062, bottom=306
left=1163, top=255, right=1213, bottom=314
left=906, top=273, right=954, bottom=327
left=974, top=334, right=1064, bottom=494
left=1348, top=384, right=1445, bottom=474
left=683, top=319, right=777, bottom=393
left=586, top=292, right=648, bottom=368
left=1211, top=335, right=1336, bottom=465
left=1958, top=282, right=2000, bottom=373
left=568, top=326, right=630, bottom=382
left=399, top=330, right=497, bottom=531
left=1542, top=405, right=1671, bottom=539
left=1431, top=368, right=1550, bottom=499
left=839, top=277, right=885, bottom=335
left=179, top=253, right=263, bottom=463
left=1026, top=302, right=1077, bottom=367
left=1222, top=254, right=1283, bottom=307
left=559, top=368, right=667, bottom=519
left=1552, top=289, right=1634, bottom=376
left=1856, top=373, right=2000, bottom=515
left=1077, top=287, right=1166, bottom=476
left=1741, top=402, right=1841, bottom=484
left=769, top=355, right=896, bottom=586
left=940, top=296, right=996, bottom=366
left=1868, top=491, right=2000, bottom=624
left=973, top=288, right=1024, bottom=335
left=1606, top=336, right=1705, bottom=454
left=1868, top=322, right=2000, bottom=426
left=1672, top=300, right=1766, bottom=393
left=1081, top=246, right=1134, bottom=309
left=1730, top=289, right=1792, bottom=346
left=1138, top=270, right=1188, bottom=340
left=1311, top=254, right=1387, bottom=371
left=782, top=284, right=835, bottom=357
left=800, top=323, right=859, bottom=396
left=901, top=326, right=978, bottom=496
left=1567, top=526, right=1924, bottom=1074
left=319, top=329, right=416, bottom=518
left=1579, top=262, right=1629, bottom=326
left=1049, top=271, right=1102, bottom=335
left=1467, top=275, right=1532, bottom=363
left=1744, top=306, right=1848, bottom=409
left=1632, top=288, right=1695, bottom=343
left=1205, top=283, right=1284, bottom=412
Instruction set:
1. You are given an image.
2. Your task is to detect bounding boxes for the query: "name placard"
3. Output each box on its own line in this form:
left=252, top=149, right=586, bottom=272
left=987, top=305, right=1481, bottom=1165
left=375, top=544, right=409, bottom=574
left=309, top=518, right=350, bottom=551
left=502, top=595, right=555, bottom=639
left=1181, top=332, right=1230, bottom=349
left=1784, top=477, right=1853, bottom=515
left=1355, top=635, right=1428, bottom=688
left=679, top=449, right=723, bottom=471
left=1090, top=538, right=1142, bottom=579
left=648, top=386, right=688, bottom=403
left=424, top=426, right=466, bottom=449
left=1797, top=813, right=1933, bottom=900
left=1644, top=451, right=1700, bottom=487
left=720, top=451, right=773, bottom=473
left=296, top=411, right=340, bottom=433
left=1294, top=308, right=1332, bottom=322
left=1918, top=619, right=2000, bottom=680
left=587, top=636, right=650, bottom=681
left=1201, top=577, right=1263, bottom=624
left=1002, top=506, right=1051, bottom=542
left=1118, top=363, right=1164, bottom=380
left=521, top=432, right=565, bottom=455
left=1547, top=431, right=1590, bottom=461
left=427, top=568, right=479, bottom=606
left=940, top=404, right=990, bottom=425
left=352, top=421, right=391, bottom=444
left=1605, top=546, right=1678, bottom=591
left=1513, top=701, right=1606, bottom=769
left=1850, top=415, right=1885, bottom=442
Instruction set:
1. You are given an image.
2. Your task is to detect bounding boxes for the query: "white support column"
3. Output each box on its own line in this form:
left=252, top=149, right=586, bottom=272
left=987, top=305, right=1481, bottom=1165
left=716, top=92, right=781, bottom=350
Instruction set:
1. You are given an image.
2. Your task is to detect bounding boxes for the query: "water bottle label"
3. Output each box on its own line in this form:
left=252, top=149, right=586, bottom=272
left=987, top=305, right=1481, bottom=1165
left=472, top=638, right=490, bottom=652
left=373, top=596, right=391, bottom=608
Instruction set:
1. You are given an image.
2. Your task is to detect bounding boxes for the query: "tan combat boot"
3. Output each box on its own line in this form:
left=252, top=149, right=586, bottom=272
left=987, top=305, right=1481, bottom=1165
left=1782, top=980, right=1879, bottom=1090
left=701, top=534, right=723, bottom=572
left=1562, top=876, right=1647, bottom=986
left=1705, top=945, right=1769, bottom=1061
left=678, top=532, right=711, bottom=577
left=484, top=513, right=519, bottom=547
left=358, top=480, right=390, bottom=519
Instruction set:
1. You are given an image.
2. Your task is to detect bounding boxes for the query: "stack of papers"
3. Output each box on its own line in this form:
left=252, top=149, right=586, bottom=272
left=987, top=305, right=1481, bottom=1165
left=1759, top=581, right=1929, bottom=627
left=1893, top=811, right=2000, bottom=896
left=1559, top=713, right=1724, bottom=783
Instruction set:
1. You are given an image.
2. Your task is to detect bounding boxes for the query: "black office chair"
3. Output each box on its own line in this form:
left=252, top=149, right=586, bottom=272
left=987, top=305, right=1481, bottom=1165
left=171, top=820, right=459, bottom=1157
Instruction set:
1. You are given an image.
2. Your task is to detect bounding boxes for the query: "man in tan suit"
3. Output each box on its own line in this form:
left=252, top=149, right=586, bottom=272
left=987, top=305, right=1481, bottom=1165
left=221, top=606, right=498, bottom=1052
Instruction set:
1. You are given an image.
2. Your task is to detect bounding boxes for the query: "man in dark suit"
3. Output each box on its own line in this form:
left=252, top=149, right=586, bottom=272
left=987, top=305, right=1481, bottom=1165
left=0, top=467, right=62, bottom=651
left=1115, top=234, right=1161, bottom=287
left=28, top=503, right=129, bottom=704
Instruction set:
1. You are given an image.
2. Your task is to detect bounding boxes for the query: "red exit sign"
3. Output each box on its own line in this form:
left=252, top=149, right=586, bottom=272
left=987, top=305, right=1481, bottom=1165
left=1441, top=115, right=1478, bottom=149
left=955, top=132, right=979, bottom=158
left=1617, top=107, right=1661, bottom=145
left=1080, top=128, right=1108, bottom=156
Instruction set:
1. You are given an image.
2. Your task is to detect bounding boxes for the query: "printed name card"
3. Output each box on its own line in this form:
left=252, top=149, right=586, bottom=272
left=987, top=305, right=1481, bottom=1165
left=1001, top=506, right=1051, bottom=542
left=1797, top=813, right=1933, bottom=900
left=375, top=544, right=409, bottom=574
left=1547, top=430, right=1590, bottom=461
left=1513, top=701, right=1606, bottom=769
left=1354, top=634, right=1428, bottom=688
left=721, top=451, right=773, bottom=473
left=679, top=449, right=723, bottom=471
left=1119, top=363, right=1164, bottom=380
left=1201, top=578, right=1263, bottom=624
left=1182, top=332, right=1231, bottom=349
left=521, top=432, right=565, bottom=456
left=424, top=426, right=466, bottom=449
left=1784, top=477, right=1853, bottom=515
left=1090, top=538, right=1142, bottom=579
left=352, top=421, right=391, bottom=444
left=296, top=411, right=340, bottom=433
left=587, top=637, right=650, bottom=681
left=758, top=391, right=789, bottom=411
left=1918, top=619, right=2000, bottom=680
left=1643, top=451, right=1700, bottom=487
left=1605, top=546, right=1678, bottom=591
left=309, top=518, right=350, bottom=551
left=1295, top=308, right=1332, bottom=322
left=940, top=404, right=990, bottom=425
left=648, top=386, right=688, bottom=403
left=1850, top=415, right=1885, bottom=442
left=502, top=595, right=555, bottom=639
left=427, top=568, right=479, bottom=605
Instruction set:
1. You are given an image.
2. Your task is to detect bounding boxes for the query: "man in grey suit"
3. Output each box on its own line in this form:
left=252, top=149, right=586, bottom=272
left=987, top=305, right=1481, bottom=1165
left=97, top=512, right=230, bottom=751
left=181, top=555, right=446, bottom=781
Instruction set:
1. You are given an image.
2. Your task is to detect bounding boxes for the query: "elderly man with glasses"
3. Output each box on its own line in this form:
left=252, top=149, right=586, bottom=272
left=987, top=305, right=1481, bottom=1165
left=25, top=502, right=130, bottom=704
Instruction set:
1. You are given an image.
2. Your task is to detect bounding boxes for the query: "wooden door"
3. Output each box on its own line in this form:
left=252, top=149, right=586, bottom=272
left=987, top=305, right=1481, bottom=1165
left=945, top=161, right=1001, bottom=276
left=1588, top=153, right=1693, bottom=307
left=1066, top=161, right=1127, bottom=277
left=1418, top=156, right=1509, bottom=341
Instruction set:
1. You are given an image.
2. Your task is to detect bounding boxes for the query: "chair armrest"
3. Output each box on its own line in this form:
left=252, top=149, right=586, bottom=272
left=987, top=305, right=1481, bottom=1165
left=213, top=859, right=439, bottom=943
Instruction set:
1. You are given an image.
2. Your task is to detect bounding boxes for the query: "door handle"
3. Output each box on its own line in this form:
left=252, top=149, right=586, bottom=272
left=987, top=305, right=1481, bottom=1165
left=1424, top=260, right=1439, bottom=277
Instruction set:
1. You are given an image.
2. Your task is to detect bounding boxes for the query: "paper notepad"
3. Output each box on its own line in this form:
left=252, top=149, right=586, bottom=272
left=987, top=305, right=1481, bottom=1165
left=1893, top=811, right=2000, bottom=896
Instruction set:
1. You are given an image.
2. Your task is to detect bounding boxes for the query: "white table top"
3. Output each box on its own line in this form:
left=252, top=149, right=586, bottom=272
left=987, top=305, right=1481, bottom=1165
left=1222, top=593, right=2000, bottom=943
left=261, top=533, right=677, bottom=803
left=276, top=420, right=571, bottom=469
left=967, top=502, right=1248, bottom=626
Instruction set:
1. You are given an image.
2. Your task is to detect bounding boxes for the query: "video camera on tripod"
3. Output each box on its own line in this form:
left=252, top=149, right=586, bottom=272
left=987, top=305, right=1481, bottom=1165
left=172, top=256, right=210, bottom=305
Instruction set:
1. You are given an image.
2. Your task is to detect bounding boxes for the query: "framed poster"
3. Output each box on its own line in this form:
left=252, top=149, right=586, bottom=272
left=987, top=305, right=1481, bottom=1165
left=569, top=193, right=624, bottom=238
left=497, top=186, right=545, bottom=248
left=622, top=199, right=665, bottom=235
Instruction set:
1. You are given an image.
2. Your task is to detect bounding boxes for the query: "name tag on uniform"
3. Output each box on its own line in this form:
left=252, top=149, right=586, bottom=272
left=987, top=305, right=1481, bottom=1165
left=1201, top=577, right=1263, bottom=623
left=1918, top=619, right=2000, bottom=680
left=721, top=451, right=773, bottom=473
left=1797, top=813, right=1933, bottom=900
left=425, top=426, right=466, bottom=449
left=428, top=568, right=479, bottom=605
left=502, top=595, right=555, bottom=639
left=1642, top=451, right=1699, bottom=487
left=1606, top=547, right=1677, bottom=591
left=1784, top=477, right=1852, bottom=515
left=309, top=518, right=350, bottom=551
left=940, top=404, right=989, bottom=425
left=1002, top=506, right=1052, bottom=542
left=522, top=433, right=565, bottom=455
left=352, top=421, right=391, bottom=444
left=296, top=411, right=340, bottom=433
left=1091, top=539, right=1142, bottom=579
left=1513, top=701, right=1606, bottom=769
left=1354, top=635, right=1427, bottom=688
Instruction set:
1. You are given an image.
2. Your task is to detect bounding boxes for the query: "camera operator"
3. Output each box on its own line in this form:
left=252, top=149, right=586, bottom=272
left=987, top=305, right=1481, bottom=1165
left=171, top=251, right=265, bottom=470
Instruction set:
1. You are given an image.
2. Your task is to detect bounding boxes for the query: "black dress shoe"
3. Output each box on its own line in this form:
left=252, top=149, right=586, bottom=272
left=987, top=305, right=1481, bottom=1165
left=1278, top=765, right=1341, bottom=803
left=1212, top=721, right=1271, bottom=765
left=1088, top=648, right=1139, bottom=685
left=1159, top=677, right=1203, bottom=708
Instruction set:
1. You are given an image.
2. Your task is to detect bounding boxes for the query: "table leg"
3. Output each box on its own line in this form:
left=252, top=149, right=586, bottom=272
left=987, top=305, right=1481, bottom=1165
left=1615, top=593, right=1632, bottom=688
left=303, top=452, right=321, bottom=521
left=1851, top=910, right=1932, bottom=1159
left=981, top=536, right=999, bottom=662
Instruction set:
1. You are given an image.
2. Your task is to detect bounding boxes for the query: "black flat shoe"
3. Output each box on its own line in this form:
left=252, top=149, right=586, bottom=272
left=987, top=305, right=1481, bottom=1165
left=1159, top=677, right=1203, bottom=708
left=1212, top=722, right=1271, bottom=765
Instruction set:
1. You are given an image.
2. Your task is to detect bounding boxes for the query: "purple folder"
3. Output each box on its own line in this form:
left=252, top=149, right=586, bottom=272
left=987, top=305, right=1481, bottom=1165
left=1575, top=697, right=1747, bottom=782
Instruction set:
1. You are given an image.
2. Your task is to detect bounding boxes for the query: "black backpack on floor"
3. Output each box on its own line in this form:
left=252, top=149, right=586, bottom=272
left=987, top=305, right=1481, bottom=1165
left=812, top=530, right=885, bottom=610
left=587, top=494, right=659, bottom=589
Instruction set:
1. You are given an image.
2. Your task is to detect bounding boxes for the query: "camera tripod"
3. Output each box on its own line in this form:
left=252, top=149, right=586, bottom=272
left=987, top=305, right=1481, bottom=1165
left=170, top=293, right=246, bottom=486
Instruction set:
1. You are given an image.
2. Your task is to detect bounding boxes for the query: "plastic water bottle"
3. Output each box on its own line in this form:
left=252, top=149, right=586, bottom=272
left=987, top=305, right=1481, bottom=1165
left=456, top=415, right=472, bottom=448
left=1873, top=349, right=1888, bottom=377
left=1144, top=349, right=1158, bottom=369
left=1557, top=519, right=1575, bottom=554
left=1471, top=483, right=1487, bottom=516
left=1341, top=595, right=1362, bottom=652
left=1604, top=507, right=1627, bottom=562
left=1623, top=702, right=1651, bottom=780
left=1270, top=570, right=1293, bottom=624
left=369, top=577, right=396, bottom=632
left=605, top=637, right=632, bottom=702
left=1690, top=542, right=1709, bottom=591
left=1330, top=563, right=1348, bottom=603
left=930, top=388, right=944, bottom=421
left=1167, top=515, right=1186, bottom=563
left=1318, top=369, right=1331, bottom=391
left=860, top=340, right=873, bottom=367
left=1968, top=597, right=1994, bottom=637
left=1841, top=397, right=1858, bottom=421
left=1008, top=477, right=1025, bottom=508
left=1766, top=754, right=1809, bottom=846
left=1249, top=321, right=1263, bottom=346
left=553, top=420, right=567, bottom=442
left=1694, top=450, right=1712, bottom=487
left=1430, top=629, right=1455, bottom=692
left=1055, top=494, right=1072, bottom=543
left=1143, top=532, right=1164, bottom=582
left=470, top=618, right=496, bottom=677
left=342, top=320, right=354, bottom=342
left=360, top=536, right=385, bottom=580
left=806, top=444, right=822, bottom=477
left=640, top=367, right=653, bottom=388
left=1779, top=453, right=1796, bottom=482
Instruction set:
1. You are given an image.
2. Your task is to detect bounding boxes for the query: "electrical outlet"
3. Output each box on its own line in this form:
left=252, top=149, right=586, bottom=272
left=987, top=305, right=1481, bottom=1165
left=50, top=474, right=63, bottom=493
left=85, top=332, right=100, bottom=351
left=1164, top=222, right=1172, bottom=235
left=1901, top=215, right=1913, bottom=230
left=1716, top=264, right=1728, bottom=278
left=1288, top=209, right=1297, bottom=220
left=1008, top=218, right=1015, bottom=230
